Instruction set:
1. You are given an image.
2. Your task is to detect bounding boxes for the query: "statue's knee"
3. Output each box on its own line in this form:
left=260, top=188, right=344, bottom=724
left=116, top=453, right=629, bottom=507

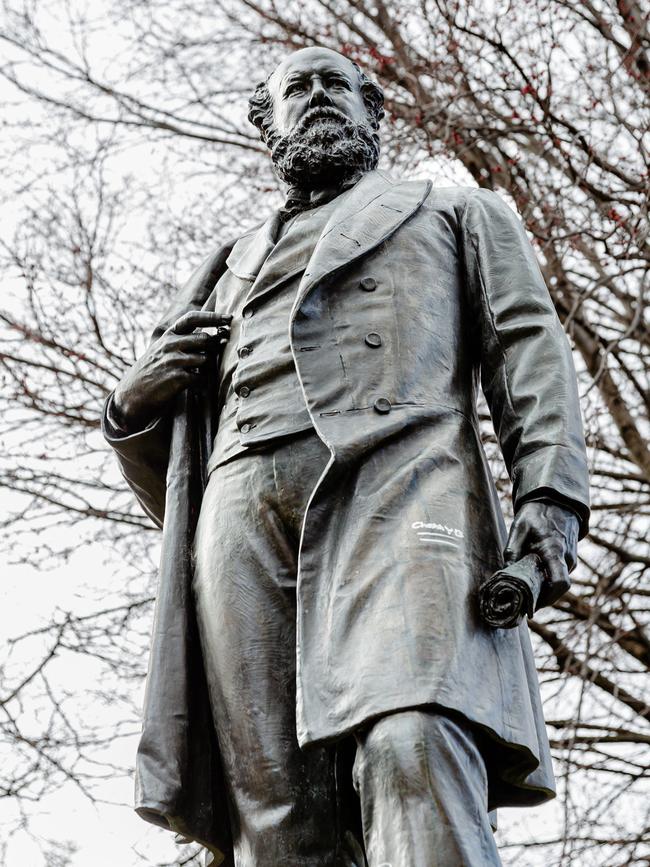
left=354, top=710, right=434, bottom=794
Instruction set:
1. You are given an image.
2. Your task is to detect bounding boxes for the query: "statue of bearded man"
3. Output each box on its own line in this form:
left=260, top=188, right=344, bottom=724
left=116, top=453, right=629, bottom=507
left=103, top=46, right=590, bottom=867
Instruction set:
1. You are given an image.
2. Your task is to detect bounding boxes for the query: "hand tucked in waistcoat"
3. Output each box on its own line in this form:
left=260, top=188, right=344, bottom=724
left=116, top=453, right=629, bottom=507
left=113, top=310, right=232, bottom=431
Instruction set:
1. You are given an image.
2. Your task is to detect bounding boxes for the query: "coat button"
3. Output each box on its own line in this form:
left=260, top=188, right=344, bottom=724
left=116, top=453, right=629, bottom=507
left=373, top=398, right=391, bottom=414
left=365, top=332, right=382, bottom=348
left=238, top=345, right=252, bottom=358
left=240, top=422, right=252, bottom=434
left=359, top=277, right=377, bottom=291
left=238, top=386, right=250, bottom=398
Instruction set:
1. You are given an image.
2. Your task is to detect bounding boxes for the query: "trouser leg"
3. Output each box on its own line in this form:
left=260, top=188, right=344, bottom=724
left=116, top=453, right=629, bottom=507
left=353, top=710, right=503, bottom=867
left=193, top=435, right=344, bottom=867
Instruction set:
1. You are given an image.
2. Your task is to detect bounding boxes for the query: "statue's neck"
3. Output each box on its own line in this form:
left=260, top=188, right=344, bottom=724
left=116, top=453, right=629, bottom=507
left=282, top=170, right=365, bottom=220
left=311, top=169, right=365, bottom=202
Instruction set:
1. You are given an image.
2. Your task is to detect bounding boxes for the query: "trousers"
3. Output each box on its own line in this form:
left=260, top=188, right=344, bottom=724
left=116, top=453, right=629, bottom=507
left=193, top=431, right=503, bottom=867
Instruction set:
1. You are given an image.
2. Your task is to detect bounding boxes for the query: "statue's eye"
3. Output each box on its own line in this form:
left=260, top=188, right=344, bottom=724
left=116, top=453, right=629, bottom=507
left=285, top=81, right=306, bottom=96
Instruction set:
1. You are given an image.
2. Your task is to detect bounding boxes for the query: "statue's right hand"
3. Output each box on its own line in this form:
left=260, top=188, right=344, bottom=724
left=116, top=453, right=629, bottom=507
left=112, top=310, right=232, bottom=431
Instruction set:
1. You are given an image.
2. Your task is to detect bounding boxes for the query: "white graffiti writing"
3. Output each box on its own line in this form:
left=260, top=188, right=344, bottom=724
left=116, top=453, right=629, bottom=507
left=412, top=521, right=464, bottom=539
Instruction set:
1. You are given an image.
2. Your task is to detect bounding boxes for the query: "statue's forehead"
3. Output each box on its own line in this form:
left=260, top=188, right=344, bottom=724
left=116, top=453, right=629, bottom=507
left=270, top=48, right=358, bottom=89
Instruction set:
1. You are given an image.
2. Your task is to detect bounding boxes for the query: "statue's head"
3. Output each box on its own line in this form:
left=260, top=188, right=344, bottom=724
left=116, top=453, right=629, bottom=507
left=248, top=47, right=385, bottom=191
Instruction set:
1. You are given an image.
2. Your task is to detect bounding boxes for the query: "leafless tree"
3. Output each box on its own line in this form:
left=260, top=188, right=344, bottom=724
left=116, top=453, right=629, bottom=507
left=1, top=1, right=648, bottom=864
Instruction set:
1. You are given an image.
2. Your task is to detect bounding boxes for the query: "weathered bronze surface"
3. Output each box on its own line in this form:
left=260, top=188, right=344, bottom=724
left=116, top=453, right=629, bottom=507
left=103, top=46, right=589, bottom=867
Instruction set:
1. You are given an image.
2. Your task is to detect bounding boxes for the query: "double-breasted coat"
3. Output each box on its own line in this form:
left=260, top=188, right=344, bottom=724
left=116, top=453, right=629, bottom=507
left=103, top=170, right=590, bottom=866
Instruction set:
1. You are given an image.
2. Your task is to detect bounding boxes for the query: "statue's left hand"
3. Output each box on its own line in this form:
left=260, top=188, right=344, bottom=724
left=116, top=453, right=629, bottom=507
left=503, top=500, right=579, bottom=609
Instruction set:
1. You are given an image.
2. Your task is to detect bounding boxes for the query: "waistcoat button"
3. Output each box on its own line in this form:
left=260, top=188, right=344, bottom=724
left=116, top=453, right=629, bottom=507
left=373, top=398, right=391, bottom=414
left=238, top=386, right=250, bottom=398
left=365, top=332, right=382, bottom=348
left=359, top=277, right=377, bottom=291
left=243, top=308, right=253, bottom=319
left=238, top=345, right=252, bottom=358
left=240, top=422, right=252, bottom=434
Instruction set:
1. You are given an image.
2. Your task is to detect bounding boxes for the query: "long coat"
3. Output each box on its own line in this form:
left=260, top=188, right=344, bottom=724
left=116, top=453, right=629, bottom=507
left=103, top=170, right=590, bottom=865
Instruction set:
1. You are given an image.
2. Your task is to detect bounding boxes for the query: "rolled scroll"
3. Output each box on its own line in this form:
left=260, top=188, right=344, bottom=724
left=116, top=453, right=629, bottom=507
left=478, top=554, right=545, bottom=629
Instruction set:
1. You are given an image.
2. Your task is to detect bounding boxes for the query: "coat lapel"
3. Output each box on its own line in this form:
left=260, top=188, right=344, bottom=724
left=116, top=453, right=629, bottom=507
left=295, top=170, right=432, bottom=310
left=243, top=191, right=348, bottom=309
left=226, top=212, right=283, bottom=281
left=226, top=170, right=432, bottom=311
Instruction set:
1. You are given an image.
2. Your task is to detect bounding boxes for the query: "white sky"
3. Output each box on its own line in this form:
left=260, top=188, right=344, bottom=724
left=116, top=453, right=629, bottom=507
left=0, top=543, right=176, bottom=865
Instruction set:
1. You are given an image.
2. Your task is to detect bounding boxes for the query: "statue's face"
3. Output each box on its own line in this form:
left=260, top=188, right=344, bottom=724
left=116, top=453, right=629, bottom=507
left=269, top=47, right=370, bottom=137
left=263, top=47, right=380, bottom=191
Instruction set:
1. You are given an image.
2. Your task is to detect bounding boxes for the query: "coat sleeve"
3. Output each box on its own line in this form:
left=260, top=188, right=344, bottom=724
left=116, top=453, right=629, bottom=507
left=101, top=394, right=170, bottom=529
left=461, top=188, right=590, bottom=537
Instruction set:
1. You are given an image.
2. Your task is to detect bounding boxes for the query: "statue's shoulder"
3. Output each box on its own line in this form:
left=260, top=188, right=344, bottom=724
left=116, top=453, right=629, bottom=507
left=374, top=171, right=473, bottom=211
left=371, top=174, right=489, bottom=229
left=423, top=183, right=479, bottom=209
left=414, top=183, right=519, bottom=228
left=427, top=184, right=517, bottom=211
left=397, top=182, right=475, bottom=225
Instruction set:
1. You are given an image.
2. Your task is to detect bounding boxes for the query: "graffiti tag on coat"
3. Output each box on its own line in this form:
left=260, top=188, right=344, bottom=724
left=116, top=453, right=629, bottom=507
left=412, top=521, right=464, bottom=549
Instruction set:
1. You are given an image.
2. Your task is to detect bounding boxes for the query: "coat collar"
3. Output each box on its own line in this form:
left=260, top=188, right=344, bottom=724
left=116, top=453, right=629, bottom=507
left=226, top=170, right=432, bottom=291
left=226, top=212, right=283, bottom=281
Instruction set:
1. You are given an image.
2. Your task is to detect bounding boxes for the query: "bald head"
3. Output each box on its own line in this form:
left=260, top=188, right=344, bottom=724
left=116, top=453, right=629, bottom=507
left=269, top=47, right=360, bottom=92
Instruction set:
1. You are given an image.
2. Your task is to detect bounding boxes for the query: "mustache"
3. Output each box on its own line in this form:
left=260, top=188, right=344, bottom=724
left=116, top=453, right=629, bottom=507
left=294, top=106, right=353, bottom=133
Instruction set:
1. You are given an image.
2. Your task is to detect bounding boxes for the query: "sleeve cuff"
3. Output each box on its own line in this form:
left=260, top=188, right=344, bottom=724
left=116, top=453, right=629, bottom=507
left=512, top=445, right=590, bottom=539
left=102, top=393, right=162, bottom=442
left=517, top=490, right=587, bottom=533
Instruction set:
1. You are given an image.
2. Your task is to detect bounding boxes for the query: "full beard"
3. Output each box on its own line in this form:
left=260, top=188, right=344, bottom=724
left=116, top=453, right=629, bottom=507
left=270, top=108, right=380, bottom=192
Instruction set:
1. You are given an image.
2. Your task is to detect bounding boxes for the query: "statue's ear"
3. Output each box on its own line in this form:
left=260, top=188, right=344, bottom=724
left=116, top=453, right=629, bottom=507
left=360, top=79, right=385, bottom=130
left=248, top=79, right=275, bottom=145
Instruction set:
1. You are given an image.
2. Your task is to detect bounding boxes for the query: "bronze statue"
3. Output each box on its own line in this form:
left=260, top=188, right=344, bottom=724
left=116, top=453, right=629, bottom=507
left=103, top=46, right=590, bottom=867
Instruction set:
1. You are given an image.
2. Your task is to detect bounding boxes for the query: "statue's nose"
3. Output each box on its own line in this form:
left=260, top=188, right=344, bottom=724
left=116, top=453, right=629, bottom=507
left=308, top=81, right=333, bottom=108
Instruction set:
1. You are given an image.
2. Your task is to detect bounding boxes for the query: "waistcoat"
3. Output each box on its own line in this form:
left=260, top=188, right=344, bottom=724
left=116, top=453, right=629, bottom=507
left=207, top=192, right=346, bottom=472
